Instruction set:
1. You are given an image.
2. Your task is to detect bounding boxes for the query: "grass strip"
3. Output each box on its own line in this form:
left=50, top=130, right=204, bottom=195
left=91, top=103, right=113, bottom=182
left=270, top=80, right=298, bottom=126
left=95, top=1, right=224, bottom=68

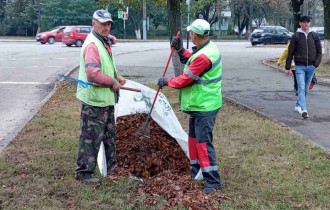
left=0, top=82, right=329, bottom=209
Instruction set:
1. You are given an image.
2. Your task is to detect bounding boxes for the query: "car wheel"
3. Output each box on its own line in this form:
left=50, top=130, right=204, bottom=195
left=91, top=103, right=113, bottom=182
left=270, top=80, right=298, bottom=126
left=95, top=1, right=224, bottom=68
left=264, top=39, right=271, bottom=45
left=48, top=37, right=55, bottom=44
left=251, top=42, right=257, bottom=46
left=66, top=44, right=72, bottom=47
left=41, top=42, right=46, bottom=44
left=75, top=40, right=83, bottom=47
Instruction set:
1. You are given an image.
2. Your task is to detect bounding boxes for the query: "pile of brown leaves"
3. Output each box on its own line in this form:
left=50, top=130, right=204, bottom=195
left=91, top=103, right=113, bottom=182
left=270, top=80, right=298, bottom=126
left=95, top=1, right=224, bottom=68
left=115, top=114, right=223, bottom=208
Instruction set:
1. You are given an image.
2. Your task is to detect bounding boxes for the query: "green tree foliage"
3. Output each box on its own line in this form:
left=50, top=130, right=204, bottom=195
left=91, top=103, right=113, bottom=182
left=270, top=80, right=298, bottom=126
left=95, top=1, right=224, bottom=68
left=230, top=0, right=292, bottom=37
left=41, top=0, right=96, bottom=31
left=190, top=0, right=220, bottom=27
left=97, top=0, right=167, bottom=38
left=2, top=0, right=39, bottom=36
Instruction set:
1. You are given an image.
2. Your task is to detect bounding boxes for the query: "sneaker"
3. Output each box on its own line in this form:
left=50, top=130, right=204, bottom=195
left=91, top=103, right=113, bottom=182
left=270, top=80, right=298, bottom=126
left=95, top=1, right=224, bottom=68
left=75, top=173, right=100, bottom=184
left=295, top=106, right=302, bottom=114
left=309, top=83, right=314, bottom=90
left=302, top=110, right=309, bottom=119
left=202, top=186, right=221, bottom=195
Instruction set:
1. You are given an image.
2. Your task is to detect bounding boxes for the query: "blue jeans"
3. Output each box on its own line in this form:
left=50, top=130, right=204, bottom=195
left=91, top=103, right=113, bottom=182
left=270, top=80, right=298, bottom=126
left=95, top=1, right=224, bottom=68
left=295, top=65, right=315, bottom=111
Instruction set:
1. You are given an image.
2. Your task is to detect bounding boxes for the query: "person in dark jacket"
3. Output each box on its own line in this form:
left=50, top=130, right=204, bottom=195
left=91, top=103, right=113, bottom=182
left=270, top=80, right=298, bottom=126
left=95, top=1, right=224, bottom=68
left=285, top=16, right=322, bottom=119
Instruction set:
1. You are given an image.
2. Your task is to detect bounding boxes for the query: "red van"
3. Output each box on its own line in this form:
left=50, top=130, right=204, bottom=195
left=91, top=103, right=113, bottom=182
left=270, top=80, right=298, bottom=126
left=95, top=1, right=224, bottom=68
left=62, top=26, right=92, bottom=47
left=62, top=25, right=117, bottom=47
left=36, top=26, right=66, bottom=44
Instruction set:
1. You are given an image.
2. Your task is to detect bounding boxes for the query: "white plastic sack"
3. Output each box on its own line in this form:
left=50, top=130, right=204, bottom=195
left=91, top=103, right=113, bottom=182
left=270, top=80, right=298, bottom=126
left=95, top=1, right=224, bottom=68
left=97, top=141, right=107, bottom=177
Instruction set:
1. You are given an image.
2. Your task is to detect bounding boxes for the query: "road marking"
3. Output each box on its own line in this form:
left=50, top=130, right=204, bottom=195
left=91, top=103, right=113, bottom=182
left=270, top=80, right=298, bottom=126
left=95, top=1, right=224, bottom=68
left=0, top=82, right=50, bottom=85
left=23, top=66, right=39, bottom=69
left=48, top=66, right=61, bottom=68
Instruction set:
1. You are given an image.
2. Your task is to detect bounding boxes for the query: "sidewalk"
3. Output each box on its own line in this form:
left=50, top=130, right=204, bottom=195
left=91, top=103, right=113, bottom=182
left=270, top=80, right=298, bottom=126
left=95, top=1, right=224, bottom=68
left=221, top=43, right=330, bottom=153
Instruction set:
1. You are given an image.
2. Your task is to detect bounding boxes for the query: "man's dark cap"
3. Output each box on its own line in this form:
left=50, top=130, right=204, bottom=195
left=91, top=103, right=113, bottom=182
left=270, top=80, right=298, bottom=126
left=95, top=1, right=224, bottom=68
left=300, top=16, right=310, bottom=22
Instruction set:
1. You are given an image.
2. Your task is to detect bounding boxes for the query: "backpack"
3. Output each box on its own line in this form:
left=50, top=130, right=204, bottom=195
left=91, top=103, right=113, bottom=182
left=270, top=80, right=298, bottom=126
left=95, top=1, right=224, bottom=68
left=295, top=31, right=319, bottom=43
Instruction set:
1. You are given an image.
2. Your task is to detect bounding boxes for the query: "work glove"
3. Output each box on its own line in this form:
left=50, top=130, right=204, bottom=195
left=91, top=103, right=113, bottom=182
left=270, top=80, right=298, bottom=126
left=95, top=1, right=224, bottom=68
left=157, top=77, right=168, bottom=89
left=171, top=37, right=183, bottom=51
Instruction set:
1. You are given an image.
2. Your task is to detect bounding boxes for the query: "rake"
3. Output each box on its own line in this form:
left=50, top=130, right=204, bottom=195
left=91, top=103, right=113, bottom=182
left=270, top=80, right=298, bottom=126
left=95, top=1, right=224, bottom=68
left=137, top=31, right=181, bottom=138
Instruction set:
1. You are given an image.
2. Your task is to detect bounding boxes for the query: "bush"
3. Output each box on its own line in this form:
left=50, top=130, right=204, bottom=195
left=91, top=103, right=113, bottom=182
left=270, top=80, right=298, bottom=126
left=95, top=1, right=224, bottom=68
left=0, top=24, right=9, bottom=35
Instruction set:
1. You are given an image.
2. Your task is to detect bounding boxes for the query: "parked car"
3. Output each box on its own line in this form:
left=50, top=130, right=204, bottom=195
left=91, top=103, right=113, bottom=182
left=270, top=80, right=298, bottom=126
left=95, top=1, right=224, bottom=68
left=250, top=27, right=291, bottom=46
left=261, top=26, right=293, bottom=36
left=62, top=26, right=117, bottom=47
left=310, top=27, right=324, bottom=40
left=36, top=26, right=66, bottom=44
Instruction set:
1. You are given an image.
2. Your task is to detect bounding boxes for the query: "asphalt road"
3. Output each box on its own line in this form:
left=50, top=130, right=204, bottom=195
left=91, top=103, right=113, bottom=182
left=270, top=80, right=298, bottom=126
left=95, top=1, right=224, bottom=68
left=1, top=40, right=329, bottom=153
left=0, top=42, right=80, bottom=151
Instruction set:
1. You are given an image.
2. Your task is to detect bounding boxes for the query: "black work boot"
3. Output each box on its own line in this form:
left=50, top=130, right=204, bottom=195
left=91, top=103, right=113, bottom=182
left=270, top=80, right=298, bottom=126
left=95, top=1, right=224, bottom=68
left=75, top=173, right=100, bottom=184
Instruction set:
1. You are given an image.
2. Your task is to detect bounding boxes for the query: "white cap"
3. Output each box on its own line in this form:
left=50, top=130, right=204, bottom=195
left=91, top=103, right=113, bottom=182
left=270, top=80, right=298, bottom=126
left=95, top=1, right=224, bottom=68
left=187, top=19, right=210, bottom=35
left=93, top=10, right=113, bottom=23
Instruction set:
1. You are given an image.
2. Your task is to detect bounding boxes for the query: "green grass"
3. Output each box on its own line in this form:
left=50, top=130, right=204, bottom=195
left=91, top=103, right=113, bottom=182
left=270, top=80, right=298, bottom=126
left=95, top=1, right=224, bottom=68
left=121, top=75, right=144, bottom=79
left=0, top=82, right=329, bottom=209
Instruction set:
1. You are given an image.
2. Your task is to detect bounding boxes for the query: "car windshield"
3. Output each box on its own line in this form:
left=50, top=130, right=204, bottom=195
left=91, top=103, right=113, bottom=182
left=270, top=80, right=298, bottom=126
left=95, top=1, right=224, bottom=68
left=50, top=27, right=60, bottom=32
left=253, top=29, right=264, bottom=33
left=63, top=27, right=72, bottom=33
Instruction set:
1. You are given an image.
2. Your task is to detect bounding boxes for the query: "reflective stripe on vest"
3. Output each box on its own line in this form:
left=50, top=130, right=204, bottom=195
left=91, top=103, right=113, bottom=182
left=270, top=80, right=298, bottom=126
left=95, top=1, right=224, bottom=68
left=180, top=41, right=222, bottom=112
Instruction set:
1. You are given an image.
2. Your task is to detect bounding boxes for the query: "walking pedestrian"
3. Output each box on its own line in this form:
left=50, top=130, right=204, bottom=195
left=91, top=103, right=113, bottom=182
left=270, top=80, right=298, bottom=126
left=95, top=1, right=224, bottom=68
left=157, top=19, right=222, bottom=194
left=285, top=16, right=322, bottom=119
left=75, top=9, right=126, bottom=184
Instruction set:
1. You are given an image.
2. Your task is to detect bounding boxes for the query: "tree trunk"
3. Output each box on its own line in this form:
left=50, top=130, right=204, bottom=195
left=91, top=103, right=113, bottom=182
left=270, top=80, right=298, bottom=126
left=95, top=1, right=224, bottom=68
left=129, top=13, right=141, bottom=40
left=291, top=0, right=304, bottom=32
left=167, top=0, right=184, bottom=76
left=324, top=0, right=330, bottom=64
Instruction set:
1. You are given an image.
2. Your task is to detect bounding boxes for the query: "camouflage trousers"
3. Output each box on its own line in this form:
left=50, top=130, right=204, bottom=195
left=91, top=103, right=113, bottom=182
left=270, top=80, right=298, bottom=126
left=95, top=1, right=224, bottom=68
left=75, top=103, right=116, bottom=176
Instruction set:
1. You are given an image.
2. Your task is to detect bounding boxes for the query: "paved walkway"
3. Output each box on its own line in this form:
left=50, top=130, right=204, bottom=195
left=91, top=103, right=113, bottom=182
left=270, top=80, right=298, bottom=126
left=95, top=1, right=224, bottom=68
left=221, top=43, right=330, bottom=152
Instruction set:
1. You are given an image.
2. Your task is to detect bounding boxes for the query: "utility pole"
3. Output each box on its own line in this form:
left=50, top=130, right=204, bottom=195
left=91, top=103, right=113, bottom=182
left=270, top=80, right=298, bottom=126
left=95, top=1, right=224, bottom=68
left=303, top=0, right=309, bottom=15
left=143, top=0, right=147, bottom=40
left=217, top=0, right=221, bottom=39
left=187, top=0, right=190, bottom=49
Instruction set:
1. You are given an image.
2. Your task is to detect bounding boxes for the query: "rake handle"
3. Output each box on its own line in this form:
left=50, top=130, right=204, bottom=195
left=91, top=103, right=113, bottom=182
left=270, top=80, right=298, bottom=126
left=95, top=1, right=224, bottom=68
left=92, top=83, right=141, bottom=92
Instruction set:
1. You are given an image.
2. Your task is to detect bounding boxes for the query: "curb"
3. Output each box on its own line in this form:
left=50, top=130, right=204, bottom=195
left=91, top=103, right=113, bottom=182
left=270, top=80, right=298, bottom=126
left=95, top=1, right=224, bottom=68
left=0, top=39, right=34, bottom=42
left=262, top=59, right=330, bottom=88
